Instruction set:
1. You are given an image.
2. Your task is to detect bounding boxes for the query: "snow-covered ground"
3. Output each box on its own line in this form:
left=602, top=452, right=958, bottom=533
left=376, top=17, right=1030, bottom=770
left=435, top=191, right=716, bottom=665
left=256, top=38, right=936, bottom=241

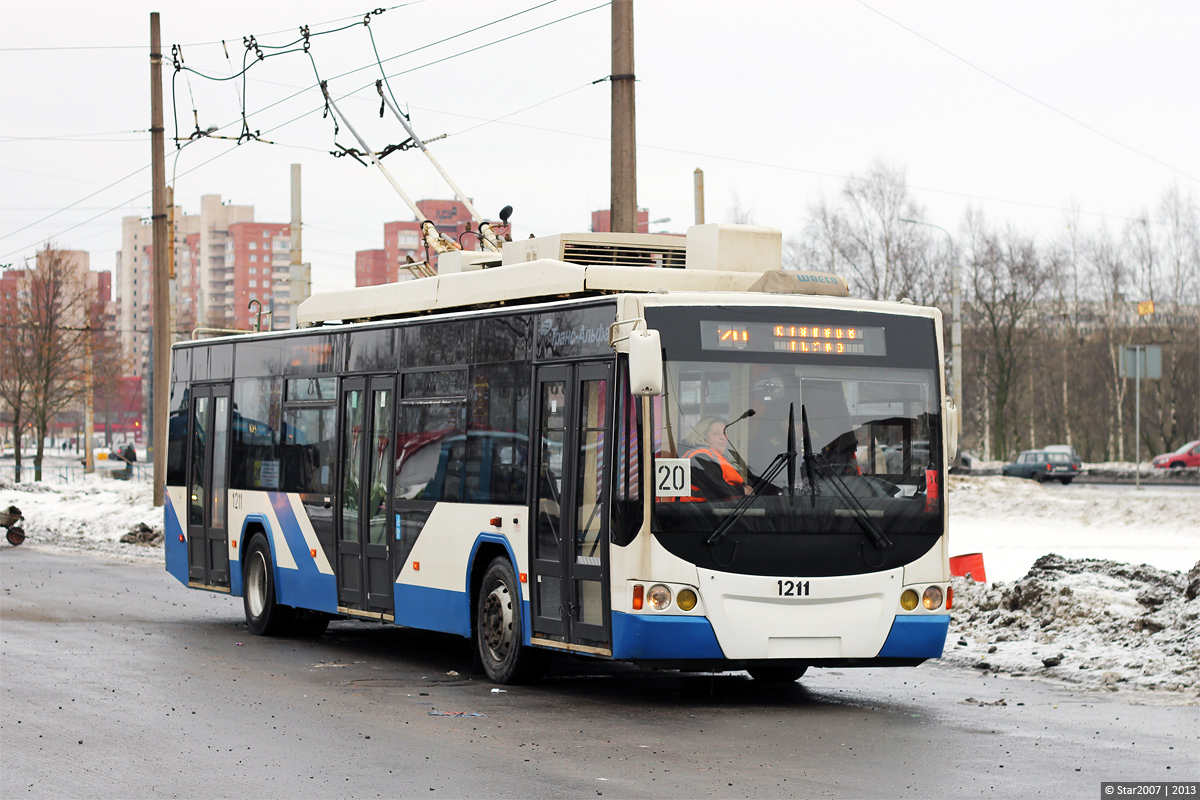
left=1, top=471, right=1196, bottom=697
left=949, top=475, right=1197, bottom=582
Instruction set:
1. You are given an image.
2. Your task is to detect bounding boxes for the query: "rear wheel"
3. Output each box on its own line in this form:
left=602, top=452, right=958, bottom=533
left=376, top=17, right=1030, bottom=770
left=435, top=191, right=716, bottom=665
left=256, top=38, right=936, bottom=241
left=6, top=527, right=25, bottom=546
left=747, top=663, right=808, bottom=683
left=243, top=534, right=294, bottom=636
left=476, top=557, right=543, bottom=684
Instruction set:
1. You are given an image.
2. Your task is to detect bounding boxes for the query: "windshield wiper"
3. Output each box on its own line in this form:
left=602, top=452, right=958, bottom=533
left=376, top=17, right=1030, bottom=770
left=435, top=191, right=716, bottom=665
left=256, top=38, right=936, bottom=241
left=807, top=451, right=892, bottom=550
left=705, top=403, right=797, bottom=546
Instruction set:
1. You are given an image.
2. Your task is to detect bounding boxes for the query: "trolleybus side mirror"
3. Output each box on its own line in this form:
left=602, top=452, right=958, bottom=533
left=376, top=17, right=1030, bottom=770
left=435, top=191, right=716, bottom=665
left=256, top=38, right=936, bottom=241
left=628, top=329, right=663, bottom=396
left=944, top=397, right=960, bottom=462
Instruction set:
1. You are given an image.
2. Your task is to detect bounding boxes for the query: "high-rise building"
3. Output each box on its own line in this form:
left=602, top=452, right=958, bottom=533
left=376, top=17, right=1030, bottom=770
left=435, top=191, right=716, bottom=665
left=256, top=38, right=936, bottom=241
left=225, top=221, right=294, bottom=330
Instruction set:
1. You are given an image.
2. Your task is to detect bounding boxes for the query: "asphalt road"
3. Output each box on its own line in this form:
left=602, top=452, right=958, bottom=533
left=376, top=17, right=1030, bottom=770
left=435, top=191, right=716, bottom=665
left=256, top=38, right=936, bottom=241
left=2, top=547, right=1196, bottom=799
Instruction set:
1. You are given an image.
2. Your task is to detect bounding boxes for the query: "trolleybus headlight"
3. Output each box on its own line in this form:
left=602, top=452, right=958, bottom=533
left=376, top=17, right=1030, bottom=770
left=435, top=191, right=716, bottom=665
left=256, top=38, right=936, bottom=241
left=922, top=585, right=944, bottom=610
left=647, top=584, right=672, bottom=611
left=900, top=589, right=919, bottom=611
left=676, top=589, right=697, bottom=612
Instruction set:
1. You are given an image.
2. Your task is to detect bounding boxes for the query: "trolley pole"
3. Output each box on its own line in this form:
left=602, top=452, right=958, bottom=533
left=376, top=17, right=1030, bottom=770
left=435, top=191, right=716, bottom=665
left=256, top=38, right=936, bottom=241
left=150, top=12, right=169, bottom=507
left=610, top=0, right=637, bottom=233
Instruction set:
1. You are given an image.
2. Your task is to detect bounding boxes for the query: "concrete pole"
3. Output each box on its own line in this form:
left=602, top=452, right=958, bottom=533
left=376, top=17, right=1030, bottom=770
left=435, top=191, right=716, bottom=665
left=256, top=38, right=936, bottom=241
left=84, top=326, right=94, bottom=474
left=150, top=12, right=169, bottom=506
left=610, top=0, right=637, bottom=233
left=693, top=168, right=705, bottom=225
left=290, top=164, right=302, bottom=329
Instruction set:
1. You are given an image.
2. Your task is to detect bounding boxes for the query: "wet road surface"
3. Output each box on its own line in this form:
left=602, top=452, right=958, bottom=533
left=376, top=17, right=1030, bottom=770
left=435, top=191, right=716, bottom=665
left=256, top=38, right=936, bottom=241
left=2, top=548, right=1196, bottom=798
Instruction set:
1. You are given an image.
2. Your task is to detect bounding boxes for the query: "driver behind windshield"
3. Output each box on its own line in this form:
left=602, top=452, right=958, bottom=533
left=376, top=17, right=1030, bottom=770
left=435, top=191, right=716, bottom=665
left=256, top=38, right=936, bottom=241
left=682, top=416, right=753, bottom=502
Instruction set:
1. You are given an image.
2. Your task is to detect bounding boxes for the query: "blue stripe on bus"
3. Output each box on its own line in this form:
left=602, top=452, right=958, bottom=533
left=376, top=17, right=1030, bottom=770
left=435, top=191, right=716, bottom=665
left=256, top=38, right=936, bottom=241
left=163, top=493, right=189, bottom=586
left=394, top=584, right=472, bottom=638
left=876, top=614, right=950, bottom=658
left=611, top=612, right=725, bottom=660
left=266, top=493, right=338, bottom=614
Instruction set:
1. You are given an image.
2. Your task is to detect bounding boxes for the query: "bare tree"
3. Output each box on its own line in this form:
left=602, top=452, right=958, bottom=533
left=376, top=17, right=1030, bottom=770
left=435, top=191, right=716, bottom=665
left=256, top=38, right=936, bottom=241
left=963, top=214, right=1049, bottom=461
left=22, top=246, right=96, bottom=481
left=795, top=160, right=941, bottom=303
left=0, top=279, right=33, bottom=480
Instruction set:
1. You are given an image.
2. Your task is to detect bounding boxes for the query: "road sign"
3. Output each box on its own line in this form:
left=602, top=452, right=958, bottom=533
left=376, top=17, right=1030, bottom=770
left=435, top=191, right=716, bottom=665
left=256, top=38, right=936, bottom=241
left=1120, top=345, right=1162, bottom=380
left=1137, top=300, right=1155, bottom=316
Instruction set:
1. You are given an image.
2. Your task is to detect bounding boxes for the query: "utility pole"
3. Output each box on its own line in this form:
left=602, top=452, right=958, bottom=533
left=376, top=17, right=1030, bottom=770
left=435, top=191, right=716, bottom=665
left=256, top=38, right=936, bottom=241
left=693, top=168, right=705, bottom=225
left=610, top=0, right=637, bottom=233
left=150, top=12, right=169, bottom=507
left=84, top=325, right=94, bottom=474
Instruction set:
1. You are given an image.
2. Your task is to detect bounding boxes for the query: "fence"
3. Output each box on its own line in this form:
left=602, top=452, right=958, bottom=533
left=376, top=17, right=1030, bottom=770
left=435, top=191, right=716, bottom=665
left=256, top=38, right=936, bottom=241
left=0, top=463, right=151, bottom=485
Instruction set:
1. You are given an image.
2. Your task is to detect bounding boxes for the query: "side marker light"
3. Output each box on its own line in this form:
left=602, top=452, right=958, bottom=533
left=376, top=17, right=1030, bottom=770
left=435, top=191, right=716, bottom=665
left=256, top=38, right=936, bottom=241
left=947, top=586, right=953, bottom=610
left=519, top=573, right=527, bottom=583
left=413, top=561, right=420, bottom=571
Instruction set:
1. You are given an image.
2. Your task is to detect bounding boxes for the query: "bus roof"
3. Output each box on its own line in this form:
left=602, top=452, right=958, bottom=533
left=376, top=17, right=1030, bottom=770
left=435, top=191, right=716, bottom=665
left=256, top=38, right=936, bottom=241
left=297, top=224, right=851, bottom=326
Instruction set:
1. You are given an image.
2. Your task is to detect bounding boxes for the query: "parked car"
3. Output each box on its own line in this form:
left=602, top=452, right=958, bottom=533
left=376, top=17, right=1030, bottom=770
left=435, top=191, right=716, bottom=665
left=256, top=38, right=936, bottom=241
left=1151, top=439, right=1200, bottom=469
left=1043, top=443, right=1081, bottom=465
left=1002, top=449, right=1080, bottom=484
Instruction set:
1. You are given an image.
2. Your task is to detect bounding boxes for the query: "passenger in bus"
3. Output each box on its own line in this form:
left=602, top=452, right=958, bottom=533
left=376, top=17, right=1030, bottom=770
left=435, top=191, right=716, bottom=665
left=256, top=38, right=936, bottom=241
left=683, top=416, right=753, bottom=501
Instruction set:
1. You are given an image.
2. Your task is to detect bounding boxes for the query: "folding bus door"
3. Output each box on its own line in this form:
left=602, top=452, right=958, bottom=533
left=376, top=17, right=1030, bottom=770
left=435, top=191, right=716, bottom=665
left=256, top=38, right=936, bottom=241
left=336, top=376, right=396, bottom=617
left=529, top=362, right=613, bottom=653
left=185, top=383, right=232, bottom=589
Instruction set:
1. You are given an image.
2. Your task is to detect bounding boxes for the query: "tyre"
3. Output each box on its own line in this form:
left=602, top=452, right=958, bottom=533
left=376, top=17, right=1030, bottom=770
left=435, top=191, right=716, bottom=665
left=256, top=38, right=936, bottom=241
left=747, top=663, right=808, bottom=683
left=476, top=557, right=543, bottom=684
left=243, top=534, right=294, bottom=636
left=1060, top=477, right=1073, bottom=485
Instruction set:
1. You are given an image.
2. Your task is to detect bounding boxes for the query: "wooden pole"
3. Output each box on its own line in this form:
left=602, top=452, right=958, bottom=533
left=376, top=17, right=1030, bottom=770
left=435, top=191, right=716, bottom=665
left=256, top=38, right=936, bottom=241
left=610, top=0, right=637, bottom=233
left=150, top=12, right=169, bottom=506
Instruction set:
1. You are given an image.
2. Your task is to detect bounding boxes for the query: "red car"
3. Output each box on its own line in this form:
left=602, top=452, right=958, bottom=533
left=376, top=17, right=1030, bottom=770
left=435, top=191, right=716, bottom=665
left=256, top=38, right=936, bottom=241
left=1151, top=439, right=1200, bottom=469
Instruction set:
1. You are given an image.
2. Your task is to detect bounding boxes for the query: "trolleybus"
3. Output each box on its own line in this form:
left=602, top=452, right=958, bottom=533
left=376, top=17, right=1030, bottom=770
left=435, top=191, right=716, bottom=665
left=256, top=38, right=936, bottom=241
left=164, top=223, right=959, bottom=684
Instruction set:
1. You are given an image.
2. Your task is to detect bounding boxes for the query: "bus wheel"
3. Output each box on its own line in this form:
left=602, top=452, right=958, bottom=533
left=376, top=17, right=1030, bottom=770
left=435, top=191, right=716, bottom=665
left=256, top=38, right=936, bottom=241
left=747, top=663, right=807, bottom=683
left=477, top=557, right=542, bottom=684
left=243, top=534, right=294, bottom=636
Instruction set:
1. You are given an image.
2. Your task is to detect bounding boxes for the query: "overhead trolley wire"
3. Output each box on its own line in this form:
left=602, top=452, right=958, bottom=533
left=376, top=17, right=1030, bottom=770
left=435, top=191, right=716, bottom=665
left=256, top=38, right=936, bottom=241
left=854, top=0, right=1199, bottom=185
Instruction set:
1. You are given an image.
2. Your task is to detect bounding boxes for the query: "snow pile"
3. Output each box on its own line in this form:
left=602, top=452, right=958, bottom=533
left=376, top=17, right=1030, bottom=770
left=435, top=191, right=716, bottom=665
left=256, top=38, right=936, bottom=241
left=0, top=476, right=161, bottom=563
left=946, top=554, right=1200, bottom=696
left=948, top=475, right=1197, bottom=581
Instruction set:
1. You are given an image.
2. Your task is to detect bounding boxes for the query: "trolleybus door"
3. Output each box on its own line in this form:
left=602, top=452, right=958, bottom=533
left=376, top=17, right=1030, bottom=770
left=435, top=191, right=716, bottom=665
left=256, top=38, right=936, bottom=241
left=336, top=376, right=396, bottom=616
left=530, top=363, right=612, bottom=651
left=185, top=383, right=231, bottom=588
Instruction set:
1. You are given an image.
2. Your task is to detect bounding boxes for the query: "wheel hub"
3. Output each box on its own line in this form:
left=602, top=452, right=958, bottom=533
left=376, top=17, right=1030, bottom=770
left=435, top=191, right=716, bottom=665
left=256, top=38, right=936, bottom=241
left=482, top=584, right=513, bottom=659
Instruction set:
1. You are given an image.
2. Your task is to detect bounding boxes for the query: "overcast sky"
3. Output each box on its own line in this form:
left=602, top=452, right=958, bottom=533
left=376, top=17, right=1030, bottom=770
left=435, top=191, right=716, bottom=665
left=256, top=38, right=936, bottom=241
left=2, top=0, right=1197, bottom=294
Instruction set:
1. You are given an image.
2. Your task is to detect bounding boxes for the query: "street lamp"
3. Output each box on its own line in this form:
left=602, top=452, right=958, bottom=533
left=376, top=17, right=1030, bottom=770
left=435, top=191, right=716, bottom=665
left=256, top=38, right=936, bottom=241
left=901, top=218, right=962, bottom=442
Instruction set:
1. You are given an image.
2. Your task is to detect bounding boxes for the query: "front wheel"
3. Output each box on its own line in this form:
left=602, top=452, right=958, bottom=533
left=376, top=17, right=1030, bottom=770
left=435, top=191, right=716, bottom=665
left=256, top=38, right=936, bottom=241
left=476, top=557, right=543, bottom=684
left=747, top=663, right=808, bottom=683
left=243, top=534, right=294, bottom=636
